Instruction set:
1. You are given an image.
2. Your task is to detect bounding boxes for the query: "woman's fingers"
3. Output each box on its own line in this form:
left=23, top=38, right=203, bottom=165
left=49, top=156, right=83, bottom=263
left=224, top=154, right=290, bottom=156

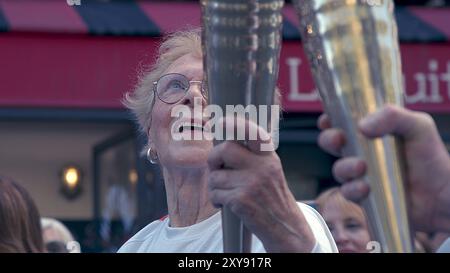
left=317, top=128, right=346, bottom=157
left=208, top=171, right=251, bottom=214
left=218, top=116, right=275, bottom=154
left=208, top=169, right=241, bottom=191
left=208, top=115, right=276, bottom=170
left=208, top=188, right=233, bottom=208
left=208, top=141, right=252, bottom=170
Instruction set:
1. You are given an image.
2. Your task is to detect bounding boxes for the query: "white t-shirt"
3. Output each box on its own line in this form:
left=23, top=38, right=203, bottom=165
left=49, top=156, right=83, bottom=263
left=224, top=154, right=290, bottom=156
left=118, top=202, right=338, bottom=253
left=437, top=238, right=450, bottom=253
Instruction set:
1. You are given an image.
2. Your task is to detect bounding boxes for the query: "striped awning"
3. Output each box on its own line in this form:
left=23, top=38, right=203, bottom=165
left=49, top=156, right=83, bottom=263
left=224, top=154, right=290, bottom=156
left=0, top=0, right=449, bottom=42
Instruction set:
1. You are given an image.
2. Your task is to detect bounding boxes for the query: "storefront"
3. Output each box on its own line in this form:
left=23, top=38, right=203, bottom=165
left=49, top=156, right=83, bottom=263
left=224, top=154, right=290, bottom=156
left=0, top=0, right=449, bottom=251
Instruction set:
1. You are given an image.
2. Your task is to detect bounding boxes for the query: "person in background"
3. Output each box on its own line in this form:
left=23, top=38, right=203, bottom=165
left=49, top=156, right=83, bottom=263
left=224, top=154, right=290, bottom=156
left=41, top=217, right=80, bottom=253
left=316, top=187, right=430, bottom=253
left=0, top=175, right=44, bottom=253
left=45, top=241, right=70, bottom=253
left=317, top=105, right=450, bottom=252
left=316, top=187, right=371, bottom=253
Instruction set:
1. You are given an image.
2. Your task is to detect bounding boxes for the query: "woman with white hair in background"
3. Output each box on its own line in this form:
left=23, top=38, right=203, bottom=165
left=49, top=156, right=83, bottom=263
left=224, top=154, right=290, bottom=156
left=41, top=217, right=80, bottom=253
left=118, top=29, right=337, bottom=253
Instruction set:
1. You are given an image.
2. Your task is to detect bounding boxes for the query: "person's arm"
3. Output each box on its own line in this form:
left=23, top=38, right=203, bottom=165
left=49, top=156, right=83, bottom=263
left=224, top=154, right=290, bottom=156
left=207, top=116, right=334, bottom=252
left=317, top=105, right=450, bottom=233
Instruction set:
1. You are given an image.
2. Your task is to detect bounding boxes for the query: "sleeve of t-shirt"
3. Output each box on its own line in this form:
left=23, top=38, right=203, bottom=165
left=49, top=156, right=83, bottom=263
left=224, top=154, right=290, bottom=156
left=250, top=202, right=338, bottom=253
left=437, top=237, right=450, bottom=253
left=298, top=202, right=338, bottom=253
left=117, top=220, right=160, bottom=253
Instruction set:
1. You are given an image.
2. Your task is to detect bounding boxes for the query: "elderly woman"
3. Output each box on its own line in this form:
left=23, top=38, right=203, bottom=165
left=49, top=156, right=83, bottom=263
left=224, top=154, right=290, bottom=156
left=118, top=29, right=337, bottom=253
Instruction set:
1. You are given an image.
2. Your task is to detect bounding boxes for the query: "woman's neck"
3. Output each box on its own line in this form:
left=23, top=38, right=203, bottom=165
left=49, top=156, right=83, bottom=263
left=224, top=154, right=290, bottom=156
left=162, top=166, right=218, bottom=227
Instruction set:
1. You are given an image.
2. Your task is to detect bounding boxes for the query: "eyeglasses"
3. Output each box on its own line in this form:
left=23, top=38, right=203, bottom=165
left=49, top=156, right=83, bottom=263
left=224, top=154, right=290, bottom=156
left=153, top=73, right=208, bottom=104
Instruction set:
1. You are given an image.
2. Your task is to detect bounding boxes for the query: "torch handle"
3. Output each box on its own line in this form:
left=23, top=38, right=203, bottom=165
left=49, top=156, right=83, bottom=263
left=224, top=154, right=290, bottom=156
left=222, top=207, right=252, bottom=253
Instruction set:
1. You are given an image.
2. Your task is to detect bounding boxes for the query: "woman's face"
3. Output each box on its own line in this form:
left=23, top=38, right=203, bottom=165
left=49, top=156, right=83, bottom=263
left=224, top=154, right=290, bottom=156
left=321, top=201, right=371, bottom=253
left=148, top=53, right=213, bottom=169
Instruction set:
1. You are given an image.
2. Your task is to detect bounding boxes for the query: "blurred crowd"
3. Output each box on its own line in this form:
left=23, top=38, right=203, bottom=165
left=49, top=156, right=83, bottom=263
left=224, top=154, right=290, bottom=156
left=0, top=175, right=133, bottom=253
left=1, top=173, right=447, bottom=253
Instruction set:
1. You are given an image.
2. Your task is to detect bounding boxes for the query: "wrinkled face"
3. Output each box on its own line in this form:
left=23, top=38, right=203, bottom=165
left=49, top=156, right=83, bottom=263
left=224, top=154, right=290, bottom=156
left=321, top=201, right=371, bottom=253
left=148, top=53, right=213, bottom=169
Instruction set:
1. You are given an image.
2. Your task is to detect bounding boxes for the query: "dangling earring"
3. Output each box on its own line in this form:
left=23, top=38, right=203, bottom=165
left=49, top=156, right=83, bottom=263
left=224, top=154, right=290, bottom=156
left=147, top=147, right=158, bottom=164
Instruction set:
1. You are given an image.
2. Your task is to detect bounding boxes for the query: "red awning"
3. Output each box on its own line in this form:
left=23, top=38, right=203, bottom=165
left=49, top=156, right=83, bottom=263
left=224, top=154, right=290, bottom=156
left=0, top=0, right=449, bottom=42
left=0, top=33, right=158, bottom=109
left=0, top=0, right=449, bottom=113
left=0, top=0, right=87, bottom=33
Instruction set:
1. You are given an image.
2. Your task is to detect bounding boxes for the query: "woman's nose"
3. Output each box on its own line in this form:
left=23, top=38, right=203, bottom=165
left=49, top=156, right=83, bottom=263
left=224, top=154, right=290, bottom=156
left=181, top=82, right=207, bottom=107
left=333, top=228, right=350, bottom=244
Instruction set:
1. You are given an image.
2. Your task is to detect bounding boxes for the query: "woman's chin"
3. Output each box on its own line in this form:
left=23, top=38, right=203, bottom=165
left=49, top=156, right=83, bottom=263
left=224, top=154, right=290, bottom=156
left=173, top=157, right=209, bottom=168
left=338, top=248, right=360, bottom=253
left=167, top=144, right=211, bottom=167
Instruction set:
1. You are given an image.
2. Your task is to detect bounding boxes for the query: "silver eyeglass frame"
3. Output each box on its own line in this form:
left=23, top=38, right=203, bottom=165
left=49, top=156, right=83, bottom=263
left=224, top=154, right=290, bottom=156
left=152, top=73, right=208, bottom=104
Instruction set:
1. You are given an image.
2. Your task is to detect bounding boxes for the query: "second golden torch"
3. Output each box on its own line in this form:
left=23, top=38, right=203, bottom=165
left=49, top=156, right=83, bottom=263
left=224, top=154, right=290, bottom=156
left=293, top=0, right=414, bottom=252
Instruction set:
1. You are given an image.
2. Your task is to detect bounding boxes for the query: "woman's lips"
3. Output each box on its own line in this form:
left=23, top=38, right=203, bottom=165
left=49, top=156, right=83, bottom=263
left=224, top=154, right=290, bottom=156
left=178, top=121, right=204, bottom=133
left=171, top=117, right=212, bottom=141
left=173, top=118, right=210, bottom=133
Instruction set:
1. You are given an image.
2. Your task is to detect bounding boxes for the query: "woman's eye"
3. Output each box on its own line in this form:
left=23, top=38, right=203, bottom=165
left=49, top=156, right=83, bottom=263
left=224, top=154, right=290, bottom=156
left=346, top=222, right=362, bottom=230
left=168, top=80, right=186, bottom=90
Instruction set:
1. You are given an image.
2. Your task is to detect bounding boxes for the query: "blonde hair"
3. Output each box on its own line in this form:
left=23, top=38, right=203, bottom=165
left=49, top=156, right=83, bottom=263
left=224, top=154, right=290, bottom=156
left=316, top=187, right=367, bottom=223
